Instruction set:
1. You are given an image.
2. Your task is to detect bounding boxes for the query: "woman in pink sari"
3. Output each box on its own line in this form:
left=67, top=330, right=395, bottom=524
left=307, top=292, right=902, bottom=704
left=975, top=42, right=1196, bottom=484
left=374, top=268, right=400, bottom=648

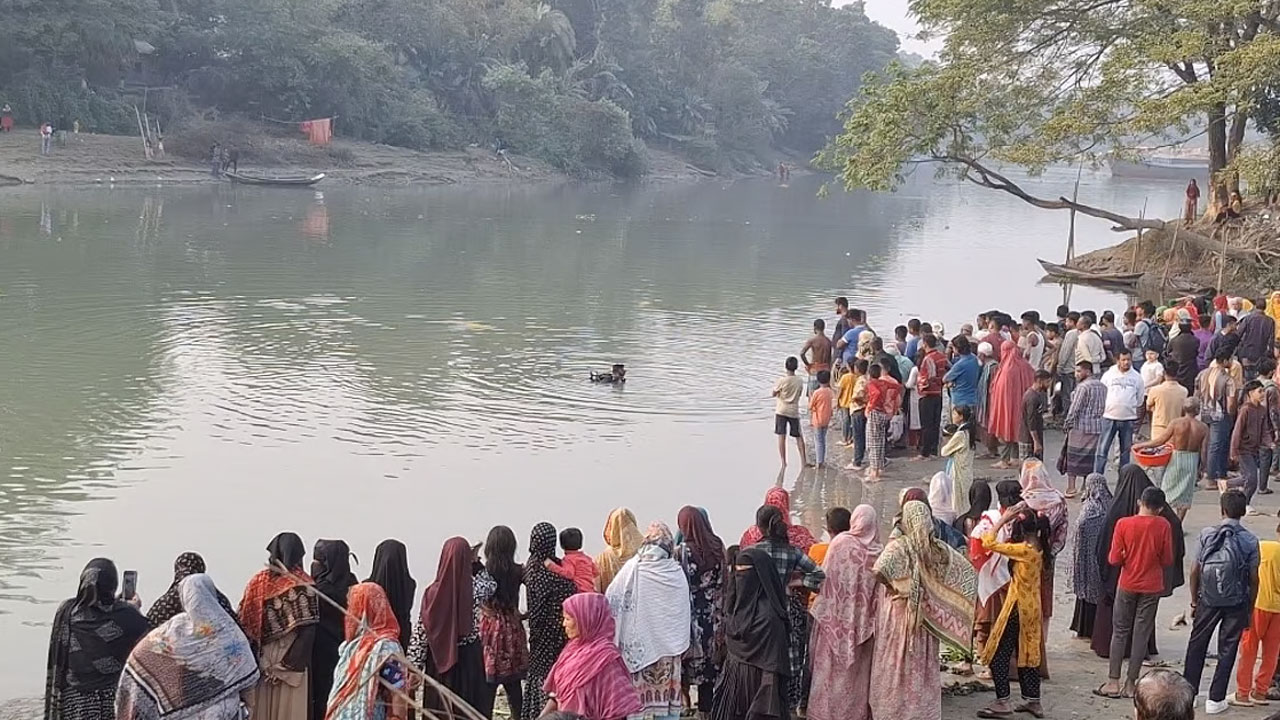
left=987, top=340, right=1035, bottom=469
left=807, top=505, right=881, bottom=720
left=542, top=593, right=642, bottom=720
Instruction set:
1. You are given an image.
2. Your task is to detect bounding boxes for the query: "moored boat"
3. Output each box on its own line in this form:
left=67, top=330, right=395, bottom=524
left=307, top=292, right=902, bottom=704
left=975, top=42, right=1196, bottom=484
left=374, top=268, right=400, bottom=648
left=224, top=171, right=326, bottom=186
left=1037, top=258, right=1146, bottom=284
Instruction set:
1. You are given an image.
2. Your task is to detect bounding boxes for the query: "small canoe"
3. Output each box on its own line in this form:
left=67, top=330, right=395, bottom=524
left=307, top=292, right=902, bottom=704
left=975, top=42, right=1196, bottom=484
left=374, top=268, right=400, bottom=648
left=224, top=171, right=326, bottom=187
left=1037, top=258, right=1145, bottom=284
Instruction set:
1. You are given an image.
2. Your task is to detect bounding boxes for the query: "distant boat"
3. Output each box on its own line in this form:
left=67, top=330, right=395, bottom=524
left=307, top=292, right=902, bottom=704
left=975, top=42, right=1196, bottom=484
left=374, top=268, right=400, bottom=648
left=1037, top=258, right=1146, bottom=285
left=1109, top=149, right=1208, bottom=182
left=224, top=171, right=326, bottom=187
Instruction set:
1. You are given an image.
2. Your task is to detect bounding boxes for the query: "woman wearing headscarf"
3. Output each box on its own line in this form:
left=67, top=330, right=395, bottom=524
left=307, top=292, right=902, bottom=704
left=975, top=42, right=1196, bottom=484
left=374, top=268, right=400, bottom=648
left=1268, top=291, right=1280, bottom=341
left=542, top=593, right=642, bottom=720
left=1090, top=465, right=1185, bottom=660
left=408, top=537, right=495, bottom=717
left=479, top=526, right=528, bottom=720
left=675, top=507, right=725, bottom=717
left=367, top=540, right=416, bottom=650
left=595, top=509, right=644, bottom=592
left=1214, top=294, right=1230, bottom=333
left=890, top=487, right=967, bottom=551
left=807, top=506, right=881, bottom=720
left=970, top=480, right=1023, bottom=660
left=146, top=552, right=238, bottom=628
left=1070, top=473, right=1114, bottom=639
left=312, top=539, right=358, bottom=720
left=237, top=533, right=317, bottom=720
left=976, top=341, right=1000, bottom=457
left=44, top=559, right=149, bottom=720
left=117, top=574, right=259, bottom=720
left=870, top=501, right=978, bottom=720
left=606, top=523, right=691, bottom=720
left=928, top=471, right=956, bottom=525
left=953, top=480, right=993, bottom=542
left=744, top=504, right=825, bottom=711
left=988, top=340, right=1036, bottom=469
left=738, top=487, right=816, bottom=551
left=324, top=583, right=408, bottom=720
left=523, top=523, right=577, bottom=720
left=709, top=548, right=790, bottom=720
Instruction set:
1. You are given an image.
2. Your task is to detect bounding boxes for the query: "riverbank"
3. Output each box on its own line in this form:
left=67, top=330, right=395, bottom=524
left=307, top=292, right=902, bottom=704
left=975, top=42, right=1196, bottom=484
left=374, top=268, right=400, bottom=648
left=0, top=128, right=715, bottom=188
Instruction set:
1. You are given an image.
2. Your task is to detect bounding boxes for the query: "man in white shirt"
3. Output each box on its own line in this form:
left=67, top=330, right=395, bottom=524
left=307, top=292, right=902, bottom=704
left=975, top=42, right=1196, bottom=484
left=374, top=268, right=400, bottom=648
left=1076, top=314, right=1107, bottom=376
left=1096, top=348, right=1146, bottom=474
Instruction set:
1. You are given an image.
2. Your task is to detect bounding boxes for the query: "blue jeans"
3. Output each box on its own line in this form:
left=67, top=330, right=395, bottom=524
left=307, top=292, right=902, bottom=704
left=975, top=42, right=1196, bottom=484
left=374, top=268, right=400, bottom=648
left=1207, top=416, right=1234, bottom=481
left=852, top=410, right=867, bottom=465
left=814, top=424, right=828, bottom=465
left=1095, top=418, right=1135, bottom=474
left=839, top=408, right=853, bottom=444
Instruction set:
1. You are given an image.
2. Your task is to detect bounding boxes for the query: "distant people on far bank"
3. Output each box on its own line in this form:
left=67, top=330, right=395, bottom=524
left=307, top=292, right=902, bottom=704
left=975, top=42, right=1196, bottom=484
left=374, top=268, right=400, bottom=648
left=1, top=103, right=13, bottom=132
left=40, top=121, right=53, bottom=155
left=1185, top=179, right=1200, bottom=226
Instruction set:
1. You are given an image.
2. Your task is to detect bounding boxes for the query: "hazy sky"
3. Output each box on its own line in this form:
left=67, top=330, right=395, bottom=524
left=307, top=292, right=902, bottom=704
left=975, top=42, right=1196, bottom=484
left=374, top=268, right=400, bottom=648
left=841, top=0, right=942, bottom=56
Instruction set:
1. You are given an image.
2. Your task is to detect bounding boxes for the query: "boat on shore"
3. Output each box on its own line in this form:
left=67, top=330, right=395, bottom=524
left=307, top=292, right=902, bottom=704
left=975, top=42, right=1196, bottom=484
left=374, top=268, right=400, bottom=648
left=1037, top=258, right=1146, bottom=285
left=224, top=171, right=326, bottom=187
left=1109, top=149, right=1208, bottom=182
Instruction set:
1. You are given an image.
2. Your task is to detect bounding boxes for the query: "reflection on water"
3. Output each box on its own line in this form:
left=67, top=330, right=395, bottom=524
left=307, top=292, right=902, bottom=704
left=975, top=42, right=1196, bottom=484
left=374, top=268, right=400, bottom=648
left=0, top=170, right=1171, bottom=695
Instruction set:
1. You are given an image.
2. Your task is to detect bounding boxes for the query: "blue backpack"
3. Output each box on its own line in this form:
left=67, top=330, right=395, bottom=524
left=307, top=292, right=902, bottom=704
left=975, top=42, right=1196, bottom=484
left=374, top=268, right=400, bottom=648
left=1199, top=524, right=1248, bottom=607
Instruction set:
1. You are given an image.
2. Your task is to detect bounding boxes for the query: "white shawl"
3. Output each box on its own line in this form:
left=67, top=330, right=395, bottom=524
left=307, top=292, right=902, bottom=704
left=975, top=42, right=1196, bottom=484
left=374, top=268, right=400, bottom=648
left=605, top=544, right=691, bottom=673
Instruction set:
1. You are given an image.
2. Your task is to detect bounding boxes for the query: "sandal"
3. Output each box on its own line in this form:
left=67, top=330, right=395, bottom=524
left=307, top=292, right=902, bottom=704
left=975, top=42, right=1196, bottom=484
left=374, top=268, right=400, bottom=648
left=1015, top=703, right=1045, bottom=719
left=1093, top=684, right=1122, bottom=699
left=977, top=709, right=1013, bottom=719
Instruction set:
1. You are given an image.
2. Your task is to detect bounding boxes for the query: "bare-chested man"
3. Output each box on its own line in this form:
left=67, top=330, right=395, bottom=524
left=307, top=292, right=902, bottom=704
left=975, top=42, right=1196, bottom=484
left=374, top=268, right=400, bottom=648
left=1134, top=397, right=1207, bottom=521
left=800, top=318, right=833, bottom=393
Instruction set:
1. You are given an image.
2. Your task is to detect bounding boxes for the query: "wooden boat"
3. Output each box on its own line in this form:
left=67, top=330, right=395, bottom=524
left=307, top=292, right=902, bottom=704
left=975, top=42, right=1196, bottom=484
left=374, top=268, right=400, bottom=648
left=224, top=171, right=325, bottom=187
left=1037, top=258, right=1146, bottom=284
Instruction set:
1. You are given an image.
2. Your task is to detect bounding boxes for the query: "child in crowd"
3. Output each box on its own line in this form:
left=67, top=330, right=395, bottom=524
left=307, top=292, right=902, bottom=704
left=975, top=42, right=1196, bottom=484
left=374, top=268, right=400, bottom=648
left=979, top=504, right=1049, bottom=719
left=773, top=356, right=809, bottom=467
left=1236, top=518, right=1280, bottom=705
left=941, top=404, right=976, bottom=507
left=544, top=527, right=597, bottom=593
left=809, top=370, right=835, bottom=468
left=808, top=506, right=851, bottom=567
left=844, top=359, right=871, bottom=470
left=836, top=361, right=857, bottom=447
left=1138, top=349, right=1164, bottom=438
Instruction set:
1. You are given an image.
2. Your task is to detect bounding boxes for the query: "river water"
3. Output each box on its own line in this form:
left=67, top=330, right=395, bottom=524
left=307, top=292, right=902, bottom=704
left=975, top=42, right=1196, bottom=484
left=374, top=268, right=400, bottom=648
left=0, top=169, right=1180, bottom=696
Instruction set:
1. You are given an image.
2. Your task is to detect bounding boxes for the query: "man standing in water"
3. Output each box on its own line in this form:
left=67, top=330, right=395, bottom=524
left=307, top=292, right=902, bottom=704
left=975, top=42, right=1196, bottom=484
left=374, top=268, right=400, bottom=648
left=1136, top=398, right=1208, bottom=522
left=800, top=319, right=833, bottom=393
left=772, top=356, right=809, bottom=467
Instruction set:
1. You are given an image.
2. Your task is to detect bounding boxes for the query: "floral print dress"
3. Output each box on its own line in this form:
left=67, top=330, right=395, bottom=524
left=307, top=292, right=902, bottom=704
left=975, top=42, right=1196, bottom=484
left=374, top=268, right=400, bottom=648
left=678, top=547, right=723, bottom=688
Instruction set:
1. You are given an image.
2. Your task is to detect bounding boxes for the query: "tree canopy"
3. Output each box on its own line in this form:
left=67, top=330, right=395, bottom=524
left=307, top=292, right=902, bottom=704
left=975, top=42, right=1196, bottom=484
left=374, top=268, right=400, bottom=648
left=822, top=0, right=1280, bottom=232
left=0, top=0, right=899, bottom=177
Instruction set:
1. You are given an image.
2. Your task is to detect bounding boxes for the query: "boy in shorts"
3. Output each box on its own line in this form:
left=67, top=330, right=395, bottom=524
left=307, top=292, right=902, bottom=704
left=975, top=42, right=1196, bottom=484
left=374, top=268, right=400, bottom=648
left=773, top=356, right=809, bottom=466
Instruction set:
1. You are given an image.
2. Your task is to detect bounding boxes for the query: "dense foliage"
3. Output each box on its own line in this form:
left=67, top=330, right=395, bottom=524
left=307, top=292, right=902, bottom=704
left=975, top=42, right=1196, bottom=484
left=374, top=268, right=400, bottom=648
left=821, top=0, right=1280, bottom=206
left=0, top=0, right=898, bottom=177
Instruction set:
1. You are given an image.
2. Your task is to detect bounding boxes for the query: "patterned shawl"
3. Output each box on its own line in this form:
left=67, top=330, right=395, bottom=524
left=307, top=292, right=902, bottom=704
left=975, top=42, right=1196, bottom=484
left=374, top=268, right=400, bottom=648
left=1072, top=473, right=1113, bottom=604
left=739, top=487, right=817, bottom=552
left=595, top=508, right=645, bottom=592
left=606, top=522, right=691, bottom=673
left=811, top=506, right=881, bottom=666
left=146, top=553, right=239, bottom=629
left=238, top=534, right=317, bottom=651
left=1019, top=458, right=1069, bottom=555
left=118, top=574, right=260, bottom=720
left=873, top=501, right=976, bottom=652
left=325, top=583, right=403, bottom=720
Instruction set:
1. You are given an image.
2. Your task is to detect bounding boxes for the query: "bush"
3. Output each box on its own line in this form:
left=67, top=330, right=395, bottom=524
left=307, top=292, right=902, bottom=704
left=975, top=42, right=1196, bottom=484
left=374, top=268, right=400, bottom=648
left=2, top=67, right=136, bottom=133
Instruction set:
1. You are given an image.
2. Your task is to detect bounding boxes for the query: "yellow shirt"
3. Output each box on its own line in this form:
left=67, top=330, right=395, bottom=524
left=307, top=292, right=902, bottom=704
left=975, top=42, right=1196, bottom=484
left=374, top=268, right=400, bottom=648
left=849, top=375, right=869, bottom=413
left=980, top=533, right=1043, bottom=668
left=1257, top=540, right=1280, bottom=613
left=1147, top=381, right=1189, bottom=438
left=837, top=372, right=857, bottom=409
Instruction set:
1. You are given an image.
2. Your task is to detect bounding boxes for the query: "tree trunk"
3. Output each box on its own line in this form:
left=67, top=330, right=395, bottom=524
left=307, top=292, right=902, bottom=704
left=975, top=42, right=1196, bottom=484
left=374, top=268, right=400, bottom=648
left=1207, top=102, right=1230, bottom=212
left=1228, top=106, right=1248, bottom=195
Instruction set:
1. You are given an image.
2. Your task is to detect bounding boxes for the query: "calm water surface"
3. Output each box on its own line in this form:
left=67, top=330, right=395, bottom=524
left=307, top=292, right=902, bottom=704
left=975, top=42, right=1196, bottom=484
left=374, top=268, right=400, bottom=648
left=0, top=170, right=1177, bottom=696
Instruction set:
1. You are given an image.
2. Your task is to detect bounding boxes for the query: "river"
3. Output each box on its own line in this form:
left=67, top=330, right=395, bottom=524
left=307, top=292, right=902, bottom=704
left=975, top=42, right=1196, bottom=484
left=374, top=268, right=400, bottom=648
left=0, top=168, right=1182, bottom=697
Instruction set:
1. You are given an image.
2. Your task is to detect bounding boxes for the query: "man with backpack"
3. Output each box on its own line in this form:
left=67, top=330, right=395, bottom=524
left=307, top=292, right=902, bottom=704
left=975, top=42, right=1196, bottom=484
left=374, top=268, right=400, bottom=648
left=1183, top=489, right=1261, bottom=714
left=1134, top=302, right=1167, bottom=370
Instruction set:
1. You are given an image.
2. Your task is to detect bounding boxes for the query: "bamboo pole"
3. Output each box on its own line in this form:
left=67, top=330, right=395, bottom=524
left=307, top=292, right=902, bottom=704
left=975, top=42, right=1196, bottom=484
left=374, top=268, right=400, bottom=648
left=133, top=105, right=151, bottom=160
left=1066, top=164, right=1082, bottom=264
left=1130, top=199, right=1148, bottom=272
left=1218, top=224, right=1230, bottom=291
left=1161, top=223, right=1182, bottom=288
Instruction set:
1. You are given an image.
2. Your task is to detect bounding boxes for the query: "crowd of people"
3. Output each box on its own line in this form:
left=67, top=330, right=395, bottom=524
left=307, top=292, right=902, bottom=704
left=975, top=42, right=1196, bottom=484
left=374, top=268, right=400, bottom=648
left=40, top=289, right=1280, bottom=720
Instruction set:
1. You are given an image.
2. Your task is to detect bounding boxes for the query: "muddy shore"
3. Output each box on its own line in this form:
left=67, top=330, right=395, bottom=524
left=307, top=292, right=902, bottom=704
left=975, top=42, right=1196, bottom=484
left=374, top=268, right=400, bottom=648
left=7, top=424, right=1280, bottom=719
left=0, top=129, right=711, bottom=188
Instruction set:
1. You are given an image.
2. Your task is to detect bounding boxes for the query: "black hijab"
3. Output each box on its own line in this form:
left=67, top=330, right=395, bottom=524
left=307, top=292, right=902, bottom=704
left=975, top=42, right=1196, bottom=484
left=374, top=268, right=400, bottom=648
left=1096, top=464, right=1186, bottom=600
left=268, top=532, right=306, bottom=571
left=312, top=539, right=357, bottom=623
left=368, top=539, right=416, bottom=649
left=145, top=552, right=239, bottom=628
left=45, top=558, right=149, bottom=719
left=724, top=547, right=790, bottom=676
left=953, top=479, right=993, bottom=535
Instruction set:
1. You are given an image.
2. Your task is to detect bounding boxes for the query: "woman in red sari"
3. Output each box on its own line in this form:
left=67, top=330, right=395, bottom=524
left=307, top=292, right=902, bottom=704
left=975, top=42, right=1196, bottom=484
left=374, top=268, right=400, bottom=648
left=987, top=340, right=1034, bottom=469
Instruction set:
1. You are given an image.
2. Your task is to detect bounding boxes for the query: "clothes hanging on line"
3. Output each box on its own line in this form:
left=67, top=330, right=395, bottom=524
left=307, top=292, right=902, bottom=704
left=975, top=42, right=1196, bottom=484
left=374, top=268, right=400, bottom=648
left=300, top=118, right=332, bottom=145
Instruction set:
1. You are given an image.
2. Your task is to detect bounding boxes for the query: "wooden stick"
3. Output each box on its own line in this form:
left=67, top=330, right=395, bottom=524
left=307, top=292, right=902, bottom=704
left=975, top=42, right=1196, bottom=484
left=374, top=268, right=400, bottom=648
left=1130, top=199, right=1148, bottom=272
left=1161, top=223, right=1182, bottom=288
left=133, top=105, right=152, bottom=160
left=1218, top=224, right=1230, bottom=291
left=1066, top=162, right=1082, bottom=264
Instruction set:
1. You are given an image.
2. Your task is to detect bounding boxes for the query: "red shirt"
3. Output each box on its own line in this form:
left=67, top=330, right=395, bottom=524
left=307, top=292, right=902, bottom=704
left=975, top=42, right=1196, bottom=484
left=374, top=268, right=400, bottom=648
left=918, top=350, right=949, bottom=396
left=1108, top=514, right=1174, bottom=594
left=866, top=379, right=886, bottom=415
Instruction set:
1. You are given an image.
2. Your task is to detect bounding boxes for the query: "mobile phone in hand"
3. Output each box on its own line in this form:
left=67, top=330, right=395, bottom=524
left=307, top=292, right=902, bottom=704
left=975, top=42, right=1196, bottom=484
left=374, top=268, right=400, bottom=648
left=121, top=570, right=138, bottom=600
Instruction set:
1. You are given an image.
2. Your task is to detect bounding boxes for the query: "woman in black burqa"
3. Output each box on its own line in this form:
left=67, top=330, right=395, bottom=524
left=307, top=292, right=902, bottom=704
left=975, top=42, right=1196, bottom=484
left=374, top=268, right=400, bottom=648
left=311, top=539, right=358, bottom=720
left=1090, top=464, right=1186, bottom=659
left=710, top=546, right=791, bottom=720
left=367, top=539, right=416, bottom=649
left=44, top=558, right=149, bottom=720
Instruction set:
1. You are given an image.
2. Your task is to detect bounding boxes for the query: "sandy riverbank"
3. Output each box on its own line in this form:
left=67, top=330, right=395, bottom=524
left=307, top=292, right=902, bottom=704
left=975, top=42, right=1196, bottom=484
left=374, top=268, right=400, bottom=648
left=0, top=128, right=712, bottom=188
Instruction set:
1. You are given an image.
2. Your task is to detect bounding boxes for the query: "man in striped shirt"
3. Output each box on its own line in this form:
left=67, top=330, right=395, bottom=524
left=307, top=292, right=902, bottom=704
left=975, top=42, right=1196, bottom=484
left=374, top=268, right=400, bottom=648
left=1063, top=360, right=1107, bottom=497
